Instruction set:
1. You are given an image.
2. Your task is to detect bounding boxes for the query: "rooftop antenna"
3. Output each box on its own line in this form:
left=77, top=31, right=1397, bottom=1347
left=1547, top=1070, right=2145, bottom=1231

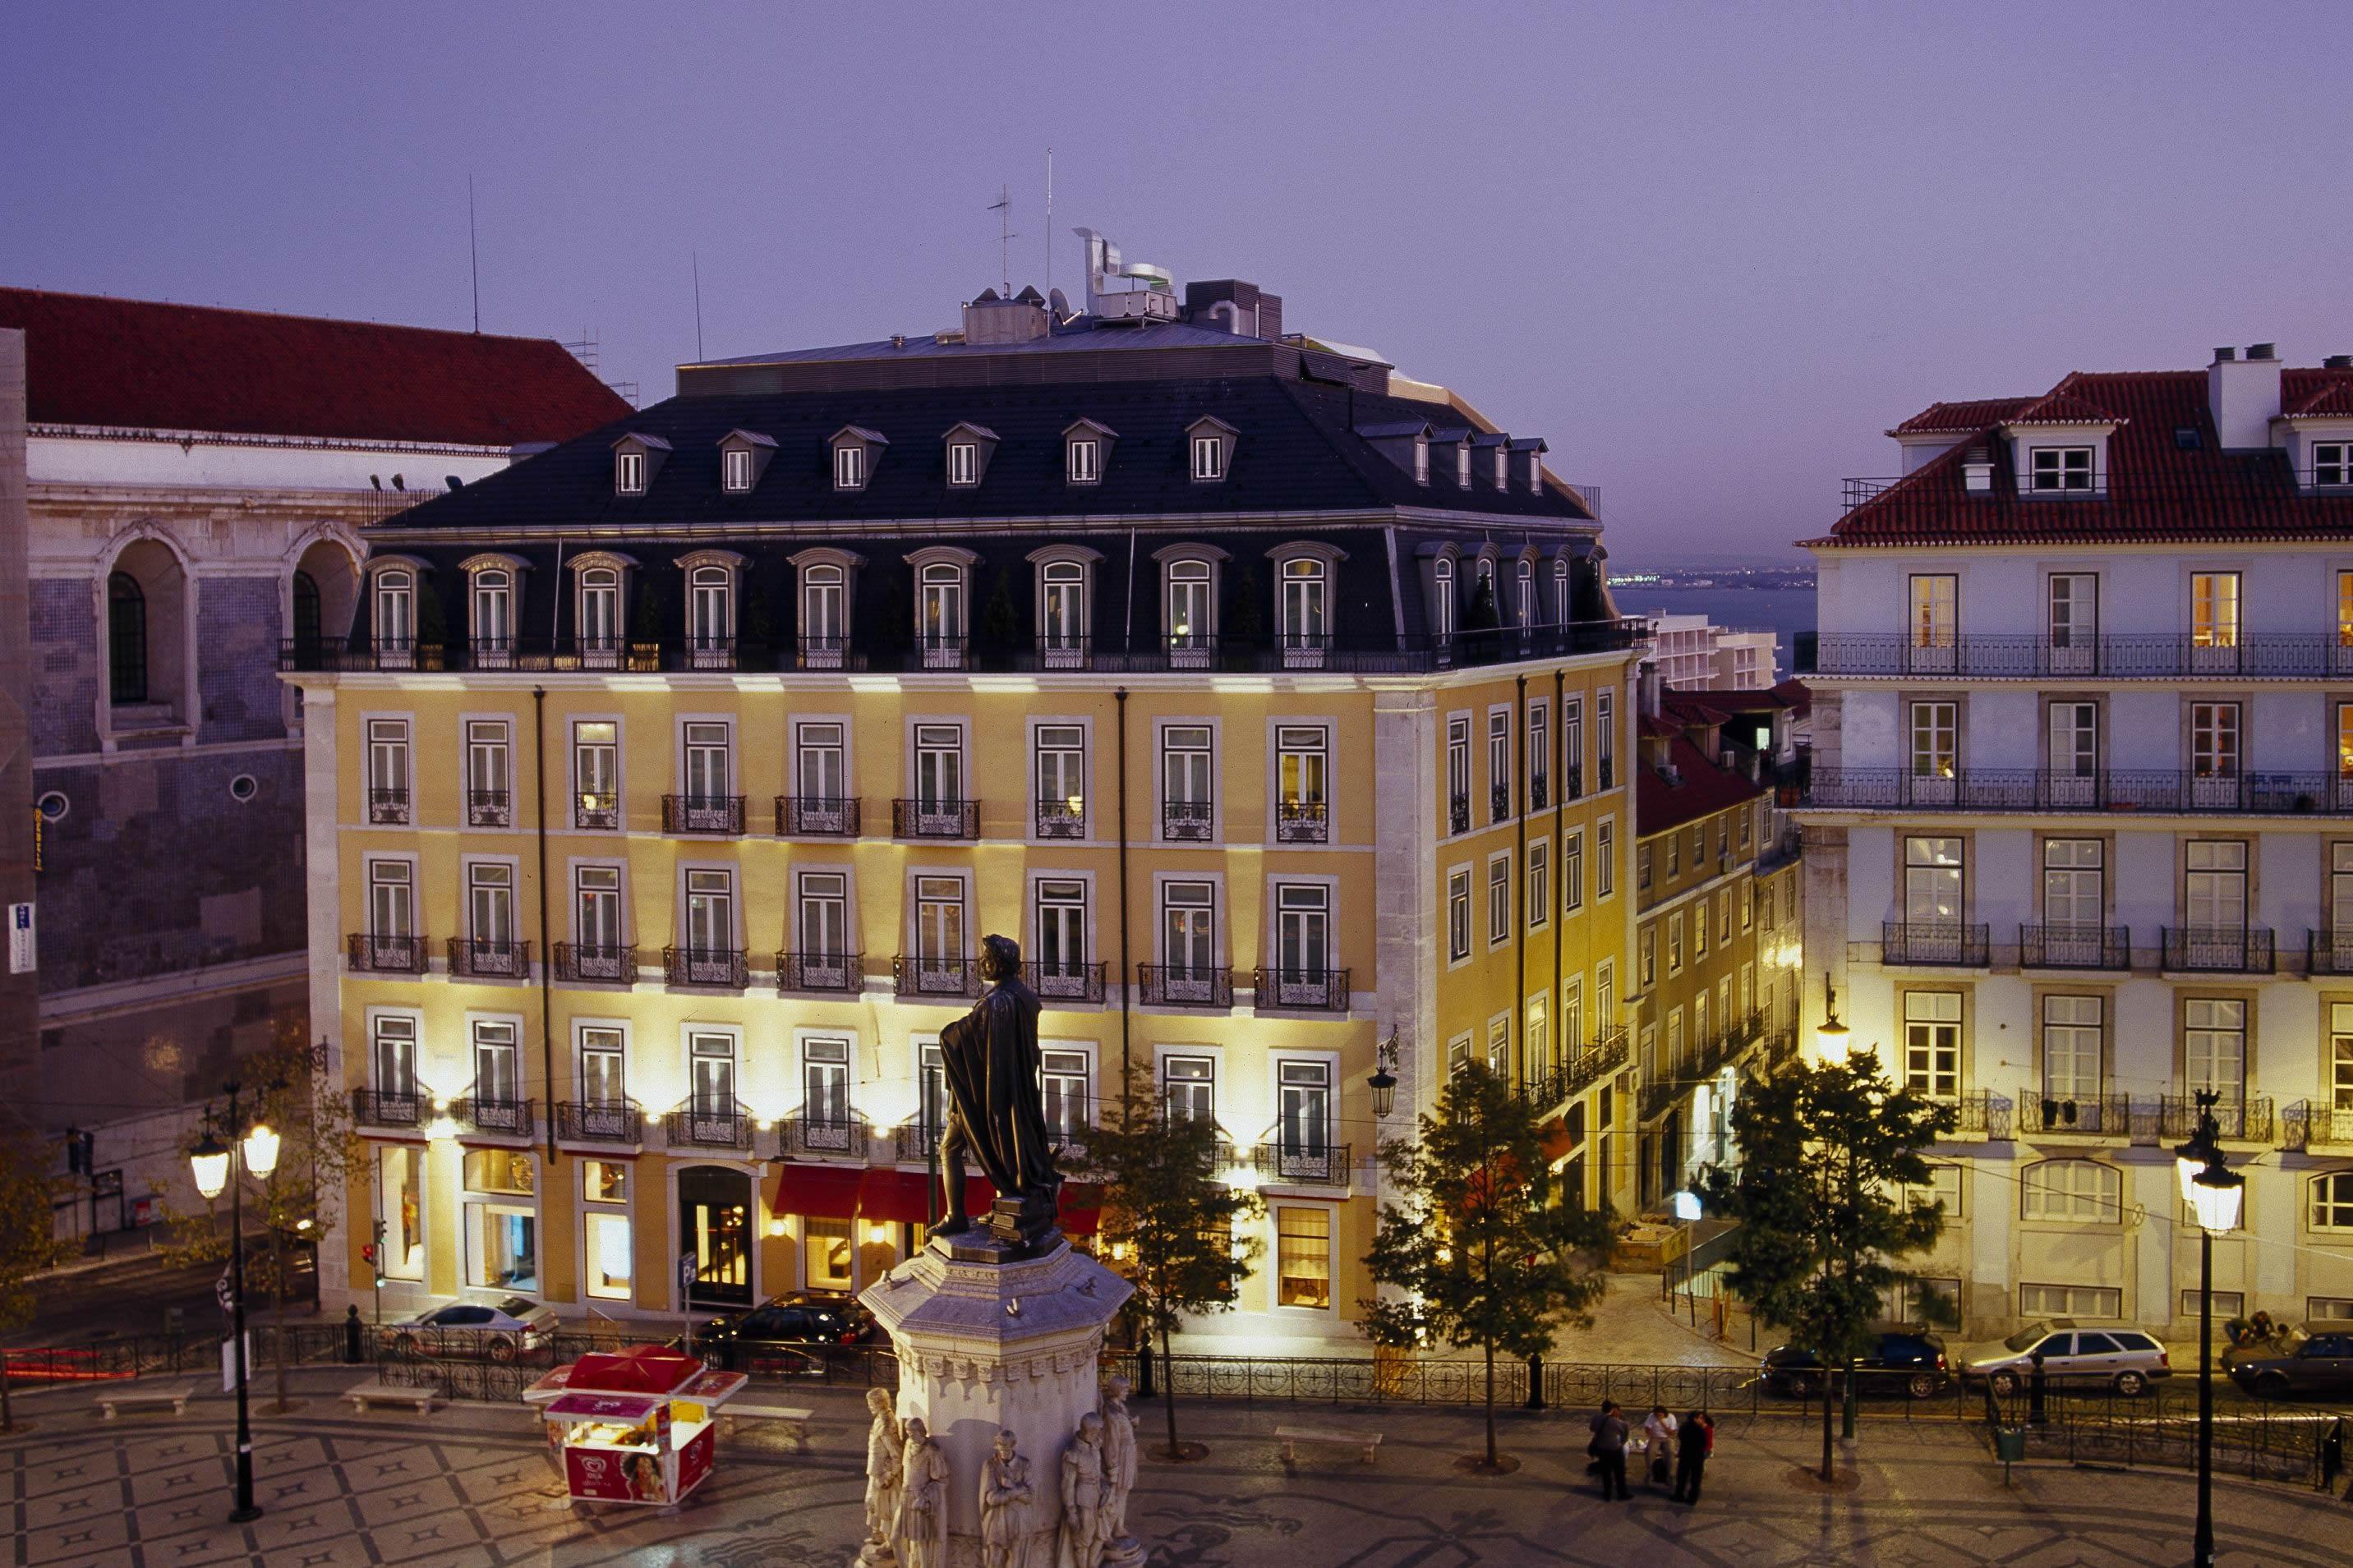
left=988, top=184, right=1016, bottom=298
left=467, top=174, right=481, bottom=333
left=1044, top=149, right=1053, bottom=310
left=692, top=251, right=705, bottom=361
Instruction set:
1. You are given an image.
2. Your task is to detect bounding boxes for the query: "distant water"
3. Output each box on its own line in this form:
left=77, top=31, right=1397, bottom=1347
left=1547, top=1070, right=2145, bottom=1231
left=1621, top=585, right=1818, bottom=677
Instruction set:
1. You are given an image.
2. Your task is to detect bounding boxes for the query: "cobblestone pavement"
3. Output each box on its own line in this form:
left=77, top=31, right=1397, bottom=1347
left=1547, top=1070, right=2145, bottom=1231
left=7, top=1370, right=2345, bottom=1566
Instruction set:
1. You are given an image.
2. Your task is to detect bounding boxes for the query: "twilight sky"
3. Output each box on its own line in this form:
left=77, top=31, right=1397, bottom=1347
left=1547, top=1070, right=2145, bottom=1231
left=5, top=2, right=2349, bottom=562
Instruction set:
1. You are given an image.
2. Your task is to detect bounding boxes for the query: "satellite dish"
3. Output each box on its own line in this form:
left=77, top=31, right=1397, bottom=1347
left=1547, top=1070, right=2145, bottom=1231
left=1048, top=288, right=1071, bottom=318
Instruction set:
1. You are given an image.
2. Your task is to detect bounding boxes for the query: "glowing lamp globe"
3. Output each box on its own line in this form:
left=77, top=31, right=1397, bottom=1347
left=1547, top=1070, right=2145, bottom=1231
left=2188, top=1161, right=2245, bottom=1235
left=242, top=1121, right=281, bottom=1178
left=190, top=1131, right=231, bottom=1200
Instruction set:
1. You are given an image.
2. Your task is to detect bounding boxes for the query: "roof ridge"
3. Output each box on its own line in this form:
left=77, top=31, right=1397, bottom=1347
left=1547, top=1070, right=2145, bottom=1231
left=0, top=284, right=564, bottom=347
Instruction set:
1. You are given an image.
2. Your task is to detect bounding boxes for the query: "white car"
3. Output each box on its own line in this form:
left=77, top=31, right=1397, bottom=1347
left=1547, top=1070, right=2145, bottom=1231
left=1961, top=1319, right=2171, bottom=1396
left=380, top=1295, right=559, bottom=1362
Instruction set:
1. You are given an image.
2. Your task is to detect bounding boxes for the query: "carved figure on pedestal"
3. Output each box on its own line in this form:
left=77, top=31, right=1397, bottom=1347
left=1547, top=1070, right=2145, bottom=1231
left=1057, top=1411, right=1111, bottom=1568
left=1099, top=1375, right=1138, bottom=1539
left=893, top=1416, right=950, bottom=1568
left=859, top=1388, right=905, bottom=1561
left=930, top=933, right=1061, bottom=1246
left=978, top=1427, right=1034, bottom=1568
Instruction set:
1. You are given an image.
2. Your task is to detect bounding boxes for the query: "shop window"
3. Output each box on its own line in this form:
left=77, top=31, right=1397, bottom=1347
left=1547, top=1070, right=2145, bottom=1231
left=807, top=1216, right=854, bottom=1290
left=1274, top=1206, right=1332, bottom=1308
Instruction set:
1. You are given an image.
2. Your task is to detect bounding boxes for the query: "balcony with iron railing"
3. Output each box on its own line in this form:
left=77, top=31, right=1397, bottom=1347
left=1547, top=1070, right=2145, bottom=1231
left=1490, top=784, right=1512, bottom=825
left=466, top=789, right=512, bottom=828
left=1251, top=1138, right=1351, bottom=1189
left=367, top=788, right=410, bottom=825
left=1135, top=963, right=1233, bottom=1009
left=347, top=933, right=426, bottom=974
left=662, top=794, right=746, bottom=835
left=780, top=1113, right=869, bottom=1161
left=1252, top=966, right=1351, bottom=1012
left=2015, top=1090, right=2139, bottom=1140
left=1929, top=1089, right=2014, bottom=1142
left=1448, top=793, right=1471, bottom=835
left=894, top=1121, right=942, bottom=1163
left=1530, top=775, right=1549, bottom=812
left=1275, top=799, right=1328, bottom=844
left=448, top=1096, right=533, bottom=1142
left=1803, top=766, right=2353, bottom=817
left=1881, top=921, right=1990, bottom=968
left=555, top=1100, right=642, bottom=1146
left=2019, top=923, right=2132, bottom=971
left=664, top=1101, right=755, bottom=1151
left=2308, top=929, right=2353, bottom=975
left=1522, top=1028, right=1632, bottom=1119
left=776, top=795, right=861, bottom=838
left=446, top=936, right=530, bottom=980
left=1598, top=756, right=1614, bottom=791
left=1162, top=799, right=1214, bottom=842
left=2282, top=1100, right=2353, bottom=1152
left=1812, top=631, right=2353, bottom=683
left=893, top=798, right=980, bottom=840
left=2162, top=926, right=2275, bottom=975
left=663, top=945, right=748, bottom=990
left=2160, top=1093, right=2272, bottom=1143
left=352, top=1087, right=424, bottom=1129
left=1035, top=800, right=1088, bottom=839
left=1024, top=959, right=1107, bottom=1005
left=777, top=950, right=863, bottom=995
left=895, top=954, right=980, bottom=1000
left=574, top=791, right=619, bottom=830
left=553, top=942, right=636, bottom=983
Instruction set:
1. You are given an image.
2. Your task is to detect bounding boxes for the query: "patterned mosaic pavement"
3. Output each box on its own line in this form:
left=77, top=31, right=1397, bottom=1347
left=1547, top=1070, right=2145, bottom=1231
left=4, top=1374, right=2345, bottom=1566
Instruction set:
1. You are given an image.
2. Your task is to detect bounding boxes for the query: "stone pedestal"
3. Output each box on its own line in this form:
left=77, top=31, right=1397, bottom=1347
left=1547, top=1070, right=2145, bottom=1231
left=859, top=1230, right=1134, bottom=1568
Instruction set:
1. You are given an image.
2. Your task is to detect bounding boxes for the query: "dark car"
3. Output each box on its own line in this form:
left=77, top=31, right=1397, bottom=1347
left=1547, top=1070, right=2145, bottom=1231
left=1761, top=1331, right=1950, bottom=1400
left=694, top=1292, right=877, bottom=1373
left=2227, top=1329, right=2353, bottom=1400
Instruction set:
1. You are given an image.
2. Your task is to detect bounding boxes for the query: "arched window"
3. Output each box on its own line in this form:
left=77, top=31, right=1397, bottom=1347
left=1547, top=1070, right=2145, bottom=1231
left=292, top=570, right=321, bottom=650
left=2314, top=1171, right=2353, bottom=1232
left=374, top=568, right=415, bottom=651
left=1279, top=559, right=1327, bottom=648
left=2020, top=1159, right=2122, bottom=1223
left=472, top=568, right=513, bottom=659
left=1040, top=561, right=1086, bottom=655
left=1431, top=558, right=1457, bottom=641
left=803, top=564, right=845, bottom=651
left=919, top=563, right=965, bottom=664
left=578, top=567, right=620, bottom=658
left=108, top=572, right=147, bottom=705
left=1553, top=559, right=1570, bottom=624
left=1167, top=559, right=1213, bottom=662
left=1516, top=560, right=1534, bottom=627
left=688, top=566, right=734, bottom=650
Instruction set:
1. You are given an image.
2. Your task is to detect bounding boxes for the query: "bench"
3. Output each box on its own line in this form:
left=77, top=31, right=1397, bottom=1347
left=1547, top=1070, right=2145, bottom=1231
left=722, top=1403, right=814, bottom=1448
left=343, top=1380, right=438, bottom=1416
left=1276, top=1424, right=1382, bottom=1465
left=94, top=1383, right=196, bottom=1420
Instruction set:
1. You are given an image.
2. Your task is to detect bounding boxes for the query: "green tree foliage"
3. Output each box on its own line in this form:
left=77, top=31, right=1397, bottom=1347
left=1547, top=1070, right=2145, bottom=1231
left=1697, top=1051, right=1955, bottom=1482
left=414, top=577, right=448, bottom=647
left=1228, top=560, right=1264, bottom=641
left=630, top=572, right=666, bottom=642
left=981, top=568, right=1020, bottom=652
left=1066, top=1064, right=1263, bottom=1458
left=0, top=1137, right=72, bottom=1430
left=1464, top=575, right=1501, bottom=633
left=1361, top=1064, right=1614, bottom=1469
left=159, top=1025, right=360, bottom=1412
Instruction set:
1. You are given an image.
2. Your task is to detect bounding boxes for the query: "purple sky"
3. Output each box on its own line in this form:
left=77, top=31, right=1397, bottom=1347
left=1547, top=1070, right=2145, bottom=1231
left=7, top=2, right=2350, bottom=561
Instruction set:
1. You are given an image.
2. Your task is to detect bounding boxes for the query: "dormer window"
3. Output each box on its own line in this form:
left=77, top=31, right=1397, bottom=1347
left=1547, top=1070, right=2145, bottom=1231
left=1516, top=560, right=1534, bottom=625
left=835, top=444, right=865, bottom=490
left=1552, top=559, right=1569, bottom=622
left=947, top=442, right=978, bottom=486
left=1495, top=448, right=1509, bottom=490
left=717, top=430, right=774, bottom=494
left=939, top=422, right=997, bottom=490
left=1456, top=445, right=1471, bottom=487
left=2029, top=447, right=2094, bottom=492
left=1191, top=435, right=1223, bottom=481
left=2317, top=443, right=2351, bottom=488
left=723, top=448, right=753, bottom=493
left=1414, top=438, right=1430, bottom=485
left=1068, top=439, right=1100, bottom=484
left=1530, top=458, right=1544, bottom=494
left=1432, top=557, right=1457, bottom=640
left=616, top=450, right=646, bottom=494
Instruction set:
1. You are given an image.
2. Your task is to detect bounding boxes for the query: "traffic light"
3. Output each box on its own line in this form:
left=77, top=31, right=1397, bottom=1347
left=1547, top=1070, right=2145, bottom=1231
left=360, top=1243, right=376, bottom=1267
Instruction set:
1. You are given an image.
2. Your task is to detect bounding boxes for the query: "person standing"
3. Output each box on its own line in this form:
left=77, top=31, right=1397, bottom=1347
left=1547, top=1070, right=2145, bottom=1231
left=1642, top=1405, right=1678, bottom=1488
left=1588, top=1400, right=1631, bottom=1501
left=1673, top=1409, right=1714, bottom=1506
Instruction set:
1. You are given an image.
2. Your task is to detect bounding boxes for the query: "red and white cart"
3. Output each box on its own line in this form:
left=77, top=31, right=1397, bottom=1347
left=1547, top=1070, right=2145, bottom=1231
left=520, top=1345, right=747, bottom=1509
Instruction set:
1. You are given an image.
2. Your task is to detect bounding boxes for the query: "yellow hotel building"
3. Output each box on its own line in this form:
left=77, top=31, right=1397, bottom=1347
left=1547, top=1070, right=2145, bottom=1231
left=288, top=276, right=1642, bottom=1345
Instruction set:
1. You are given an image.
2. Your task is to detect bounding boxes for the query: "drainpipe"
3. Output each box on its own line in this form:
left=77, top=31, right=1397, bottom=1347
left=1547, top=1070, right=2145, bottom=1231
left=1115, top=687, right=1134, bottom=1103
left=1514, top=674, right=1527, bottom=1096
left=532, top=685, right=556, bottom=1162
left=1553, top=668, right=1567, bottom=1081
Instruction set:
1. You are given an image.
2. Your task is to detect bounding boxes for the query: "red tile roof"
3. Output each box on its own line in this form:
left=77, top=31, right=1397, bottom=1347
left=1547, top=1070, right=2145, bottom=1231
left=1889, top=398, right=2033, bottom=435
left=1771, top=677, right=1813, bottom=719
left=2286, top=379, right=2353, bottom=419
left=0, top=287, right=631, bottom=446
left=1820, top=364, right=2353, bottom=549
left=2005, top=389, right=2122, bottom=425
left=1635, top=735, right=1765, bottom=837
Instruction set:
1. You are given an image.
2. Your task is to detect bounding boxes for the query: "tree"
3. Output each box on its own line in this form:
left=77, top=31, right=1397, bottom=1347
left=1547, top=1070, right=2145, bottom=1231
left=1464, top=575, right=1500, bottom=633
left=159, top=1024, right=360, bottom=1413
left=1697, top=1050, right=1956, bottom=1483
left=0, top=1136, right=72, bottom=1431
left=1067, top=1064, right=1262, bottom=1459
left=1227, top=560, right=1264, bottom=642
left=981, top=568, right=1020, bottom=653
left=1361, top=1063, right=1614, bottom=1472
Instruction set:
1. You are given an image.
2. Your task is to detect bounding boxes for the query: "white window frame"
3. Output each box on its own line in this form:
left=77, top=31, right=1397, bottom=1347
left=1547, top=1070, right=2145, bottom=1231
left=1191, top=434, right=1223, bottom=481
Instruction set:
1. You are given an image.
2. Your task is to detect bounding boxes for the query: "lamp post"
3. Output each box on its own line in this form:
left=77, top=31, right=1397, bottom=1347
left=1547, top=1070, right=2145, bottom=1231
left=1366, top=1027, right=1401, bottom=1121
left=190, top=1082, right=280, bottom=1524
left=1814, top=972, right=1850, bottom=1061
left=2173, top=1089, right=2245, bottom=1568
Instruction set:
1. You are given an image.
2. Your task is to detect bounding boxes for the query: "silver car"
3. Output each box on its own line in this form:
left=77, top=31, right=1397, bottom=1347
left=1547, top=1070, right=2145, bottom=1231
left=1962, top=1319, right=2172, bottom=1396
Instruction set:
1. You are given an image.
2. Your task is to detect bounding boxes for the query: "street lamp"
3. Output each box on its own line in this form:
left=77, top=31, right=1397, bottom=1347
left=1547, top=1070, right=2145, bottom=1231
left=1814, top=972, right=1850, bottom=1059
left=1366, top=1028, right=1401, bottom=1120
left=189, top=1084, right=278, bottom=1524
left=2173, top=1090, right=2245, bottom=1568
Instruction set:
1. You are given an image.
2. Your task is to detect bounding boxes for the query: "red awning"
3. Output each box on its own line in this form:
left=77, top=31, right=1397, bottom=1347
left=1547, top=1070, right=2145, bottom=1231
left=769, top=1166, right=1100, bottom=1235
left=568, top=1345, right=703, bottom=1396
left=772, top=1165, right=864, bottom=1220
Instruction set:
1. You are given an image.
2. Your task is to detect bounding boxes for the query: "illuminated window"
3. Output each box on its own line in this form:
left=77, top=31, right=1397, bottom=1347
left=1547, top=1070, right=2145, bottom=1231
left=1275, top=1207, right=1332, bottom=1308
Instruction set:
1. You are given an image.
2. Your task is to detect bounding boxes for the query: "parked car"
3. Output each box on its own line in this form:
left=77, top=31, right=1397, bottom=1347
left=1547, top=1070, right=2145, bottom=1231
left=1760, top=1331, right=1950, bottom=1400
left=694, top=1292, right=877, bottom=1373
left=2227, top=1327, right=2353, bottom=1400
left=1960, top=1320, right=2171, bottom=1396
left=380, top=1296, right=559, bottom=1362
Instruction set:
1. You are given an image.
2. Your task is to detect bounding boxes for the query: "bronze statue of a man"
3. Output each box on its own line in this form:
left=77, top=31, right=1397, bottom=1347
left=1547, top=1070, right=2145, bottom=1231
left=931, top=933, right=1061, bottom=1244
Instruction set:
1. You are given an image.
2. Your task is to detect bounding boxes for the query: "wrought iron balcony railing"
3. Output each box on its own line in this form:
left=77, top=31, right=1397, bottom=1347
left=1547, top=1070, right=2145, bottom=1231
left=1252, top=966, right=1351, bottom=1012
left=555, top=1100, right=642, bottom=1145
left=662, top=794, right=746, bottom=835
left=2162, top=926, right=2275, bottom=974
left=466, top=789, right=512, bottom=828
left=1491, top=784, right=1512, bottom=824
left=2308, top=929, right=2353, bottom=975
left=449, top=1097, right=533, bottom=1139
left=1522, top=1029, right=1632, bottom=1116
left=1252, top=1140, right=1351, bottom=1188
left=776, top=795, right=861, bottom=838
left=1276, top=800, right=1328, bottom=843
left=366, top=788, right=410, bottom=825
left=1135, top=963, right=1234, bottom=1009
left=446, top=937, right=530, bottom=980
left=574, top=791, right=619, bottom=830
left=894, top=954, right=981, bottom=1000
left=893, top=798, right=980, bottom=839
left=553, top=942, right=636, bottom=983
left=665, top=1101, right=754, bottom=1150
left=780, top=1114, right=868, bottom=1161
left=1036, top=801, right=1089, bottom=839
left=2159, top=1093, right=2272, bottom=1143
left=346, top=933, right=426, bottom=974
left=1024, top=959, right=1107, bottom=1004
left=2018, top=923, right=2132, bottom=970
left=2282, top=1100, right=2353, bottom=1152
left=2016, top=1090, right=2137, bottom=1138
left=1881, top=921, right=1990, bottom=967
left=1813, top=631, right=2353, bottom=683
left=777, top=950, right=863, bottom=994
left=1448, top=794, right=1471, bottom=835
left=663, top=945, right=748, bottom=990
left=1803, top=766, right=2353, bottom=817
left=352, top=1087, right=424, bottom=1128
left=1162, top=800, right=1214, bottom=842
left=1530, top=776, right=1549, bottom=812
left=894, top=1122, right=942, bottom=1163
left=1929, top=1090, right=2013, bottom=1141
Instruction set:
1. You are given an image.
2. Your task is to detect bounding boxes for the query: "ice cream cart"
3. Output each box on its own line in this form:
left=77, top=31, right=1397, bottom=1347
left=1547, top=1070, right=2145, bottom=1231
left=523, top=1345, right=746, bottom=1509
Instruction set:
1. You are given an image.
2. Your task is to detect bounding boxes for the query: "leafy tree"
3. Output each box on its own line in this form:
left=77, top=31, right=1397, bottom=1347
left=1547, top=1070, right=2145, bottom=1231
left=159, top=1024, right=360, bottom=1412
left=1227, top=560, right=1264, bottom=642
left=1697, top=1050, right=1955, bottom=1483
left=1067, top=1064, right=1262, bottom=1459
left=1361, top=1063, right=1613, bottom=1471
left=1464, top=576, right=1500, bottom=632
left=413, top=577, right=449, bottom=648
left=0, top=1136, right=72, bottom=1431
left=981, top=568, right=1020, bottom=652
left=630, top=572, right=666, bottom=643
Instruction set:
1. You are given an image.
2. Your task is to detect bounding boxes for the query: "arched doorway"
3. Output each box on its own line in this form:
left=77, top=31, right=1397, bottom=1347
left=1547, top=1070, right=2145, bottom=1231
left=678, top=1166, right=754, bottom=1308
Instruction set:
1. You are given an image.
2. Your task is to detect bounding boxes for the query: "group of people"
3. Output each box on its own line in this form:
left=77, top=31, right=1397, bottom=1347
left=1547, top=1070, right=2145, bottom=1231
left=1586, top=1400, right=1714, bottom=1505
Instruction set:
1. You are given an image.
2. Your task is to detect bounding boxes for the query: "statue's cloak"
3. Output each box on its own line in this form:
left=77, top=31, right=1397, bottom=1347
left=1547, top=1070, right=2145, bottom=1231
left=937, top=972, right=1061, bottom=1205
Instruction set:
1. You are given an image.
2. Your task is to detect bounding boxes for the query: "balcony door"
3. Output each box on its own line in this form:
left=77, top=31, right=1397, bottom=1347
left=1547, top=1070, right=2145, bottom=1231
left=1034, top=879, right=1086, bottom=987
left=1163, top=881, right=1216, bottom=985
left=916, top=877, right=965, bottom=989
left=1903, top=836, right=1964, bottom=957
left=688, top=1032, right=737, bottom=1117
left=2047, top=573, right=2097, bottom=675
left=686, top=871, right=734, bottom=970
left=1278, top=1060, right=1332, bottom=1174
left=2047, top=701, right=2098, bottom=807
left=2041, top=996, right=2102, bottom=1105
left=1275, top=884, right=1330, bottom=986
left=578, top=1027, right=626, bottom=1107
left=472, top=1021, right=520, bottom=1106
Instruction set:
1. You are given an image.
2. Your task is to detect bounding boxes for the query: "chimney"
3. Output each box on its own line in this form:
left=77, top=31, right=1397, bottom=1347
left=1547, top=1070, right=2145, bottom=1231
left=1638, top=660, right=1664, bottom=720
left=2208, top=342, right=2283, bottom=449
left=961, top=287, right=1052, bottom=346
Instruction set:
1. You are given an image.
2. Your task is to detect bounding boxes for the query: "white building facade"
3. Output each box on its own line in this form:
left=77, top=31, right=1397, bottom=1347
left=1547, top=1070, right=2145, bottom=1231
left=1802, top=344, right=2353, bottom=1338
